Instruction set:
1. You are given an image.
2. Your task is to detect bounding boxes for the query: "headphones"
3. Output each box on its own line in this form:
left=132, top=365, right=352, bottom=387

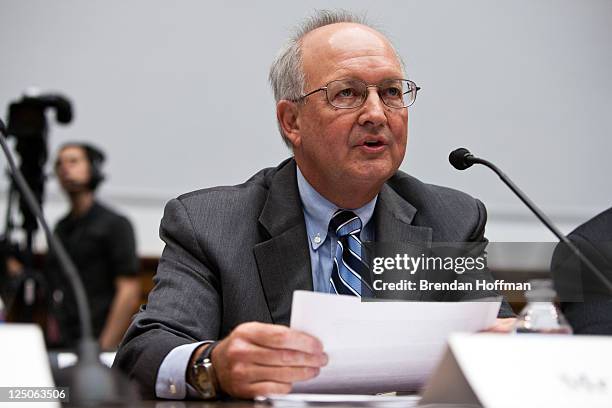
left=82, top=143, right=106, bottom=190
left=57, top=142, right=106, bottom=191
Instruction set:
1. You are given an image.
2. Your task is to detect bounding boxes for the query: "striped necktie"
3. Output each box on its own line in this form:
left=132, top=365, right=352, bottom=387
left=329, top=210, right=374, bottom=298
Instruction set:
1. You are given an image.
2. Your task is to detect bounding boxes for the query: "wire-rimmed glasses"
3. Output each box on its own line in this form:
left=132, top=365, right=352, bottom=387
left=298, top=78, right=420, bottom=109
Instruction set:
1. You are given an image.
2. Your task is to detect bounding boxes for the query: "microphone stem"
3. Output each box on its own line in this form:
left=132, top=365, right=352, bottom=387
left=472, top=156, right=612, bottom=294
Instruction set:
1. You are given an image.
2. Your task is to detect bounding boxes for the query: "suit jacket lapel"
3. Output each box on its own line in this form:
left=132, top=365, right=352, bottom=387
left=374, top=184, right=432, bottom=245
left=373, top=184, right=433, bottom=300
left=254, top=160, right=313, bottom=325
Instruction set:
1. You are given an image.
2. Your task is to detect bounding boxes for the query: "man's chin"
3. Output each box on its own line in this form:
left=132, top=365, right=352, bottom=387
left=350, top=161, right=397, bottom=183
left=61, top=183, right=89, bottom=194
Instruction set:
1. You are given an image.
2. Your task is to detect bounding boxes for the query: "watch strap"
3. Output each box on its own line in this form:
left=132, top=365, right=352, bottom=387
left=195, top=340, right=219, bottom=366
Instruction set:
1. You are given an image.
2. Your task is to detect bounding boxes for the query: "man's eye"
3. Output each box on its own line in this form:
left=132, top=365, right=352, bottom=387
left=337, top=88, right=356, bottom=98
left=384, top=87, right=401, bottom=97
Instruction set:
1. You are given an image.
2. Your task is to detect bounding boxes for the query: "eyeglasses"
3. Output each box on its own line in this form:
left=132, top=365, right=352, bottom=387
left=297, top=78, right=420, bottom=109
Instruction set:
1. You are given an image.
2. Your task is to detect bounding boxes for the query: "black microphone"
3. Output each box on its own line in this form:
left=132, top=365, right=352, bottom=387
left=449, top=147, right=612, bottom=294
left=0, top=118, right=137, bottom=406
left=448, top=147, right=475, bottom=170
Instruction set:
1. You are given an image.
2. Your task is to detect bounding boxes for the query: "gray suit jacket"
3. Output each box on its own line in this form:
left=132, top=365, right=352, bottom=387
left=114, top=158, right=513, bottom=397
left=551, top=207, right=612, bottom=334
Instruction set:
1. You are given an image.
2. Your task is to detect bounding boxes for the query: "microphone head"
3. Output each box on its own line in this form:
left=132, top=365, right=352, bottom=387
left=0, top=119, right=6, bottom=135
left=449, top=148, right=474, bottom=170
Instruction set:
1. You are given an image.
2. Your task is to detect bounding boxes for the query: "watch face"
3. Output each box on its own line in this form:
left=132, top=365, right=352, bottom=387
left=197, top=369, right=211, bottom=388
left=193, top=360, right=216, bottom=398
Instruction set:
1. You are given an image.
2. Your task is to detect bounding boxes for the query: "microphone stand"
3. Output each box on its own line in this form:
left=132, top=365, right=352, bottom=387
left=452, top=148, right=612, bottom=295
left=0, top=119, right=137, bottom=406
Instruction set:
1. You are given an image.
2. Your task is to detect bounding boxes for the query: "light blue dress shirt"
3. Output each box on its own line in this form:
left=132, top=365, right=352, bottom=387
left=296, top=167, right=377, bottom=292
left=155, top=165, right=378, bottom=399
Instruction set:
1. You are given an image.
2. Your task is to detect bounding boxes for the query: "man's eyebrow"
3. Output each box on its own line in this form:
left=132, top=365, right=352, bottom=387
left=326, top=77, right=405, bottom=84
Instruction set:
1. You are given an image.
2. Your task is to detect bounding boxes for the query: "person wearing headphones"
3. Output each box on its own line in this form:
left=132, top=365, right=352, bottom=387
left=46, top=142, right=140, bottom=350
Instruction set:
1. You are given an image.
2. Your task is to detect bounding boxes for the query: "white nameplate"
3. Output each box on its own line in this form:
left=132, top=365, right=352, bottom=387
left=0, top=324, right=59, bottom=407
left=421, top=333, right=612, bottom=407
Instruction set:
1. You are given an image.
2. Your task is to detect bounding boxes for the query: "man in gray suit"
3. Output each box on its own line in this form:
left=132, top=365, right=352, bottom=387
left=551, top=207, right=612, bottom=334
left=115, top=10, right=515, bottom=400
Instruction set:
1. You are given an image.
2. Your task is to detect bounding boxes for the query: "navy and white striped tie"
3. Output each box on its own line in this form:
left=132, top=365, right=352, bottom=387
left=329, top=210, right=374, bottom=298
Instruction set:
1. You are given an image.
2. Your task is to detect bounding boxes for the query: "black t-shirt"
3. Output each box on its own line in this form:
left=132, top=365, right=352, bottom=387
left=46, top=201, right=139, bottom=346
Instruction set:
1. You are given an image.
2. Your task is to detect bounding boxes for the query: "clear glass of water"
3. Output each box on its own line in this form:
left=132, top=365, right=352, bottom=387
left=512, top=279, right=573, bottom=334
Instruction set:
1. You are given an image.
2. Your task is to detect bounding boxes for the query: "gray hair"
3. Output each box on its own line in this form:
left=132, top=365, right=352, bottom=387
left=269, top=9, right=405, bottom=147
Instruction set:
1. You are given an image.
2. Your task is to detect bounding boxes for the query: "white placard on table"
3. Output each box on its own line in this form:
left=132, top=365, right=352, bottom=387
left=0, top=324, right=60, bottom=408
left=421, top=333, right=612, bottom=408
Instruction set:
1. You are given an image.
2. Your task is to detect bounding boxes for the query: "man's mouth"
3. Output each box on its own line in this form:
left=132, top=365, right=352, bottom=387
left=356, top=136, right=388, bottom=153
left=363, top=140, right=384, bottom=148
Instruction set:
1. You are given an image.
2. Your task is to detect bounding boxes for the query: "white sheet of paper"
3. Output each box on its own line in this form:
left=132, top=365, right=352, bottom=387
left=289, top=291, right=500, bottom=394
left=257, top=393, right=421, bottom=407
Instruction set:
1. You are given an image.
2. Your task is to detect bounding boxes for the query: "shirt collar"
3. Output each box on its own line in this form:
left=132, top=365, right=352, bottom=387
left=296, top=165, right=378, bottom=251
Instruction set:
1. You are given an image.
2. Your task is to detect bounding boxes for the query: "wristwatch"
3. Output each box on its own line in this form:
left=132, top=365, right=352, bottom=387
left=188, top=341, right=220, bottom=399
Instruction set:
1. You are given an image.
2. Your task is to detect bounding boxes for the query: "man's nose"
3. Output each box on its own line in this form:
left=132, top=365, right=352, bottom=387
left=358, top=87, right=387, bottom=127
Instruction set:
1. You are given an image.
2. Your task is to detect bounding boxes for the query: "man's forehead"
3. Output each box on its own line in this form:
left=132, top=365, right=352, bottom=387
left=301, top=23, right=401, bottom=82
left=58, top=146, right=86, bottom=159
left=302, top=22, right=389, bottom=49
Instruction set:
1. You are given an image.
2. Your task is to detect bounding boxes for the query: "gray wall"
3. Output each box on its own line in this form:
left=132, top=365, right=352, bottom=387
left=0, top=0, right=611, bottom=261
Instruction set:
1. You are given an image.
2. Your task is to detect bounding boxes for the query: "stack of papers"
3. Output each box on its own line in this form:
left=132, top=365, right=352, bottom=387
left=289, top=291, right=500, bottom=394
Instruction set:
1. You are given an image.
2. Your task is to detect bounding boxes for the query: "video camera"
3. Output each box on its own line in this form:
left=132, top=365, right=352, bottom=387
left=5, top=92, right=73, bottom=244
left=0, top=91, right=73, bottom=324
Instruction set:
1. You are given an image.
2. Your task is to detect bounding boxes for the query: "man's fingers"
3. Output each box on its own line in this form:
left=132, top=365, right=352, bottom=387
left=248, top=381, right=292, bottom=398
left=216, top=322, right=326, bottom=399
left=241, top=364, right=320, bottom=384
left=482, top=317, right=517, bottom=333
left=235, top=322, right=323, bottom=354
left=225, top=338, right=328, bottom=367
left=270, top=347, right=328, bottom=367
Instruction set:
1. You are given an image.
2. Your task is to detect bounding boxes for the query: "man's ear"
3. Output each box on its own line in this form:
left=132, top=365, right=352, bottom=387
left=276, top=100, right=302, bottom=148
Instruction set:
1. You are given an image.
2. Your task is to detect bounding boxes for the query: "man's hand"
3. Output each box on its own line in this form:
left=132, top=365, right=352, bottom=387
left=98, top=276, right=141, bottom=350
left=208, top=322, right=327, bottom=399
left=483, top=317, right=517, bottom=333
left=6, top=257, right=24, bottom=278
